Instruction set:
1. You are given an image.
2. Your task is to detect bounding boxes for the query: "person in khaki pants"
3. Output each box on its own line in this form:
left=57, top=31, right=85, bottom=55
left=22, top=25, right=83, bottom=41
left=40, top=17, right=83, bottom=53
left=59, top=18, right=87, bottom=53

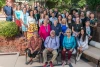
left=43, top=30, right=60, bottom=67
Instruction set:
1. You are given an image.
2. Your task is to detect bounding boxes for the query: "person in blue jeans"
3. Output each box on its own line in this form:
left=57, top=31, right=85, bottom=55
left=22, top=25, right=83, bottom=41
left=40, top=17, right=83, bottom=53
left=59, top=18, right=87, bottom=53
left=3, top=1, right=13, bottom=21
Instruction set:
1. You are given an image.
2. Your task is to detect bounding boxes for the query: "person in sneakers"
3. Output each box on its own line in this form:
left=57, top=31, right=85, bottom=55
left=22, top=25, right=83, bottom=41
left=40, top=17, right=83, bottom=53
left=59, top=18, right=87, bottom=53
left=61, top=29, right=76, bottom=65
left=76, top=28, right=88, bottom=61
left=43, top=30, right=60, bottom=67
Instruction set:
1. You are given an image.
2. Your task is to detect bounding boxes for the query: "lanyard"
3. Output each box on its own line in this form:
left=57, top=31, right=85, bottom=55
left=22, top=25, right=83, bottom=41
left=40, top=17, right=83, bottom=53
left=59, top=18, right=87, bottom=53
left=44, top=25, right=48, bottom=32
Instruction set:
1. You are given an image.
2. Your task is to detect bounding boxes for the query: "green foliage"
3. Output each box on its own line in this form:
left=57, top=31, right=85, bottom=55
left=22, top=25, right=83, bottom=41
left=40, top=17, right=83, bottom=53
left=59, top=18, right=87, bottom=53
left=78, top=0, right=86, bottom=7
left=0, top=0, right=6, bottom=8
left=0, top=21, right=19, bottom=37
left=46, top=0, right=86, bottom=12
left=86, top=0, right=100, bottom=11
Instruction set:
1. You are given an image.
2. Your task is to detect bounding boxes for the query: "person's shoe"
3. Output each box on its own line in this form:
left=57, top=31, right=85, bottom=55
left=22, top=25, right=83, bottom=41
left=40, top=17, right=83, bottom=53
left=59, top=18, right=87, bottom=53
left=67, top=60, right=71, bottom=65
left=62, top=61, right=66, bottom=67
left=43, top=62, right=48, bottom=67
left=77, top=56, right=80, bottom=61
left=25, top=59, right=32, bottom=65
left=77, top=53, right=82, bottom=61
left=49, top=61, right=54, bottom=67
left=30, top=60, right=34, bottom=65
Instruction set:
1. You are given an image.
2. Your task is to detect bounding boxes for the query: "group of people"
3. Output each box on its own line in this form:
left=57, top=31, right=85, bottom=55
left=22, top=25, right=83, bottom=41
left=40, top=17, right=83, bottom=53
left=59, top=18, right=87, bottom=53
left=3, top=1, right=98, bottom=67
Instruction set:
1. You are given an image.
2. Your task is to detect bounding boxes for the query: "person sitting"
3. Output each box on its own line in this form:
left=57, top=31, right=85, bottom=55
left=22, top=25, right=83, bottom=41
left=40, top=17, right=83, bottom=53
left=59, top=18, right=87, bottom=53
left=76, top=29, right=88, bottom=61
left=43, top=30, right=60, bottom=67
left=61, top=29, right=76, bottom=66
left=26, top=31, right=42, bottom=64
left=84, top=21, right=93, bottom=41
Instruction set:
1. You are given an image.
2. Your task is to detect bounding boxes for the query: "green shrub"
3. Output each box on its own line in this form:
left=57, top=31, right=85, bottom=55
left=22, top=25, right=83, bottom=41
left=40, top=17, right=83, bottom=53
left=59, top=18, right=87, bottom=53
left=0, top=21, right=19, bottom=37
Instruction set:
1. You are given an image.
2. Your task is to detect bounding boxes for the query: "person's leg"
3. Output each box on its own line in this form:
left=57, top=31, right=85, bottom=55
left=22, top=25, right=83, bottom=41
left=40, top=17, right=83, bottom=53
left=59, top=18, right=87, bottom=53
left=51, top=50, right=58, bottom=63
left=43, top=49, right=49, bottom=63
left=24, top=31, right=27, bottom=40
left=27, top=49, right=33, bottom=59
left=32, top=51, right=39, bottom=58
left=67, top=50, right=72, bottom=64
left=67, top=50, right=72, bottom=60
left=77, top=48, right=83, bottom=61
left=61, top=50, right=66, bottom=66
left=61, top=50, right=66, bottom=61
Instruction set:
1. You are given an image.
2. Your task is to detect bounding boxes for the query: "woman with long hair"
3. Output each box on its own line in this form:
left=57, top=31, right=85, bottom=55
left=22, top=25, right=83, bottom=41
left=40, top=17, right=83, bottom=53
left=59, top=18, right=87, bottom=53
left=76, top=28, right=88, bottom=61
left=67, top=14, right=75, bottom=30
left=27, top=10, right=38, bottom=40
left=72, top=17, right=83, bottom=38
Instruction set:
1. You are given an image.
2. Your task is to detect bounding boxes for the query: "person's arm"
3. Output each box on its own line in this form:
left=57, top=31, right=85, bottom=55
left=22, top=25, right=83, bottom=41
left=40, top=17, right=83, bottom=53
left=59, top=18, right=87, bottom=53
left=39, top=26, right=43, bottom=40
left=63, top=37, right=66, bottom=49
left=59, top=25, right=62, bottom=36
left=33, top=38, right=42, bottom=52
left=72, top=37, right=76, bottom=50
left=11, top=7, right=13, bottom=16
left=3, top=6, right=7, bottom=17
left=53, top=37, right=60, bottom=50
left=44, top=36, right=49, bottom=48
left=77, top=39, right=81, bottom=47
left=90, top=26, right=93, bottom=36
left=72, top=26, right=75, bottom=33
left=94, top=22, right=97, bottom=27
left=82, top=36, right=88, bottom=48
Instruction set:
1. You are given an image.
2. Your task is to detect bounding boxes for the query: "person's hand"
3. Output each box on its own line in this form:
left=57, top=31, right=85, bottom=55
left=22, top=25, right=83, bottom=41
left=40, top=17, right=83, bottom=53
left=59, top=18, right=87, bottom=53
left=79, top=46, right=83, bottom=50
left=89, top=36, right=92, bottom=40
left=63, top=48, right=66, bottom=51
left=47, top=48, right=53, bottom=52
left=31, top=50, right=35, bottom=54
left=70, top=49, right=73, bottom=52
left=25, top=24, right=28, bottom=28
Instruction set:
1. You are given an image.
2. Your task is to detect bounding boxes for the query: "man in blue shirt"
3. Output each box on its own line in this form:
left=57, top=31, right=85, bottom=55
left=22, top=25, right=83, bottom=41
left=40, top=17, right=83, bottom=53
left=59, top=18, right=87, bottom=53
left=43, top=30, right=60, bottom=67
left=49, top=12, right=57, bottom=25
left=3, top=1, right=13, bottom=21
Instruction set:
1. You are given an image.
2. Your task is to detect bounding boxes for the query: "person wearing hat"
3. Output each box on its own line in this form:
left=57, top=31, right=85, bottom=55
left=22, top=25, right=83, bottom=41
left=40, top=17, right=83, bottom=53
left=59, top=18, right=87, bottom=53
left=26, top=31, right=42, bottom=64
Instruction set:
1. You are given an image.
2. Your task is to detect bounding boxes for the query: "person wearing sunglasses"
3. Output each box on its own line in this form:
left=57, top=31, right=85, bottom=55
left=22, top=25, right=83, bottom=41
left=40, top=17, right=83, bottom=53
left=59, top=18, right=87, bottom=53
left=61, top=29, right=76, bottom=66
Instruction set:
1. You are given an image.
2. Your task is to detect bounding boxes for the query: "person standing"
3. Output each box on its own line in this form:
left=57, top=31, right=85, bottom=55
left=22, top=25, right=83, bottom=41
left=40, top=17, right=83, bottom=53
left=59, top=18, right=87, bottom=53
left=27, top=10, right=38, bottom=40
left=39, top=19, right=51, bottom=41
left=3, top=1, right=13, bottom=21
left=22, top=7, right=29, bottom=39
left=51, top=20, right=62, bottom=36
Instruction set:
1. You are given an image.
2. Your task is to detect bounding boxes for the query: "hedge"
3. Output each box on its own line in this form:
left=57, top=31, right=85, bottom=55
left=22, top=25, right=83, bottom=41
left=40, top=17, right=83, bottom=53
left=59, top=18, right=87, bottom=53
left=0, top=21, right=19, bottom=37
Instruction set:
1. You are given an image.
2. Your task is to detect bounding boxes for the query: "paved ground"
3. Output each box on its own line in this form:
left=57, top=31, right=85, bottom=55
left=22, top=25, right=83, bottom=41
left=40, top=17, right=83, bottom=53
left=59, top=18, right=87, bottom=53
left=0, top=52, right=96, bottom=67
left=0, top=52, right=19, bottom=67
left=15, top=56, right=96, bottom=67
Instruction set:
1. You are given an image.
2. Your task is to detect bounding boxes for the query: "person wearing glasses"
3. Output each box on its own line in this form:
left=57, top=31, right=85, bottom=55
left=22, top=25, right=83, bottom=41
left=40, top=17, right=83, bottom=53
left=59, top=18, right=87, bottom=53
left=61, top=29, right=76, bottom=66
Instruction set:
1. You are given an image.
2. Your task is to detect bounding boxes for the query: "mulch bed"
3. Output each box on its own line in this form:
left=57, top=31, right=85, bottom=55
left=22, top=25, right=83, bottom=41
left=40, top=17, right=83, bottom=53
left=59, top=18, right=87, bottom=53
left=0, top=36, right=28, bottom=55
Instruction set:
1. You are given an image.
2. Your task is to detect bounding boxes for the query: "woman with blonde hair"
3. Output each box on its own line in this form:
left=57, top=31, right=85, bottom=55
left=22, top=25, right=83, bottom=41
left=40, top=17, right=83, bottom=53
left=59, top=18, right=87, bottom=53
left=60, top=18, right=68, bottom=48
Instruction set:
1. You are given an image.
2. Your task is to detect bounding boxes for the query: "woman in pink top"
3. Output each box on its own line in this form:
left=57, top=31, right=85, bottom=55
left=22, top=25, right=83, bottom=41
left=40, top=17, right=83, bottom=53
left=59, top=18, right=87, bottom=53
left=39, top=19, right=51, bottom=41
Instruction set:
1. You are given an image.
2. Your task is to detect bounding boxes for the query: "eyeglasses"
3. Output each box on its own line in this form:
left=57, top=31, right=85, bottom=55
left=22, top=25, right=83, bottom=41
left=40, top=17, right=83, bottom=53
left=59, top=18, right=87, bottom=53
left=66, top=32, right=71, bottom=33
